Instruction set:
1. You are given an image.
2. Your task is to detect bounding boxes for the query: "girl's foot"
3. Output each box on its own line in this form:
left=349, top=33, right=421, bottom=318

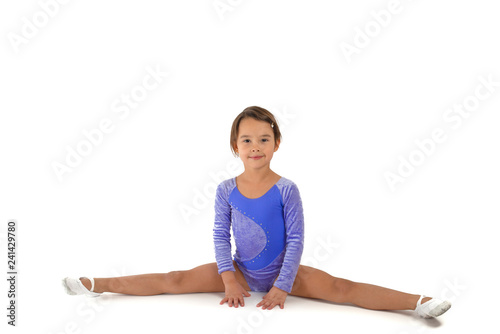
left=62, top=277, right=102, bottom=297
left=415, top=295, right=451, bottom=318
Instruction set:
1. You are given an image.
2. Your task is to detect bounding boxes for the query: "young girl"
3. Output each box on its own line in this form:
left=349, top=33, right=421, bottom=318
left=63, top=106, right=451, bottom=318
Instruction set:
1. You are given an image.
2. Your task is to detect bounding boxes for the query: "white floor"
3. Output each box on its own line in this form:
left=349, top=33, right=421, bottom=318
left=16, top=276, right=477, bottom=334
left=8, top=244, right=493, bottom=334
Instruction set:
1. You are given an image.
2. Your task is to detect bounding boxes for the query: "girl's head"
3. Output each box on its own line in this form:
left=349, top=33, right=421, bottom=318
left=230, top=106, right=282, bottom=160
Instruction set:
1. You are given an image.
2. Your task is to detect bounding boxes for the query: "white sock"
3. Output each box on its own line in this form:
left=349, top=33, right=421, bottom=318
left=415, top=295, right=451, bottom=318
left=62, top=277, right=102, bottom=297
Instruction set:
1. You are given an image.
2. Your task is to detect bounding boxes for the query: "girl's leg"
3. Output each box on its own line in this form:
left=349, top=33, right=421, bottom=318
left=290, top=265, right=429, bottom=310
left=80, top=261, right=250, bottom=296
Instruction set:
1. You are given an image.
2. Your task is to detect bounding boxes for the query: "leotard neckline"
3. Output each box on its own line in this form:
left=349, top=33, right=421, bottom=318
left=233, top=176, right=283, bottom=200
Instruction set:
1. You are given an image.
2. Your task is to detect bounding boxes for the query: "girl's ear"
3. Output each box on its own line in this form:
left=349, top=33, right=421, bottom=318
left=274, top=140, right=280, bottom=151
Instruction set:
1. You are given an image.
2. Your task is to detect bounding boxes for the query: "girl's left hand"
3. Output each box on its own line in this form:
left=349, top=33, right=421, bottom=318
left=256, top=286, right=288, bottom=310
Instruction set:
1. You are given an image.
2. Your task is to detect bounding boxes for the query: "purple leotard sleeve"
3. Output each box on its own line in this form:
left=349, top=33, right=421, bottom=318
left=213, top=182, right=236, bottom=274
left=273, top=182, right=304, bottom=292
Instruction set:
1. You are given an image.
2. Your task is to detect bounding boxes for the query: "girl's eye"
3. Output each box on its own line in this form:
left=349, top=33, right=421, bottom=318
left=242, top=138, right=269, bottom=143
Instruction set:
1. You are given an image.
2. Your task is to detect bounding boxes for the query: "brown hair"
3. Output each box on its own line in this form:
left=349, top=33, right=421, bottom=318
left=230, top=106, right=282, bottom=157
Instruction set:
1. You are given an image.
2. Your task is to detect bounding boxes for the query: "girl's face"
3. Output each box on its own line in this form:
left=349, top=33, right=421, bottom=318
left=235, top=117, right=280, bottom=170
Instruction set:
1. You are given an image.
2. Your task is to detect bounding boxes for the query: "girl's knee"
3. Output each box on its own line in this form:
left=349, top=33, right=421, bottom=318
left=332, top=278, right=354, bottom=303
left=164, top=271, right=185, bottom=292
left=166, top=270, right=184, bottom=283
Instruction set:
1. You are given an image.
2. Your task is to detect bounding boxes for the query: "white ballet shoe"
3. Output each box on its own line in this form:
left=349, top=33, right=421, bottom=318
left=415, top=295, right=451, bottom=318
left=62, top=277, right=102, bottom=297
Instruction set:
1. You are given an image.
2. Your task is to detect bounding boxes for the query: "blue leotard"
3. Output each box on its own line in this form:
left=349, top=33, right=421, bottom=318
left=213, top=176, right=304, bottom=293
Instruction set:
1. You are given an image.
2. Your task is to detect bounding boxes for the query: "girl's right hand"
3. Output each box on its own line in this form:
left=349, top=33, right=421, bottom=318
left=220, top=281, right=251, bottom=308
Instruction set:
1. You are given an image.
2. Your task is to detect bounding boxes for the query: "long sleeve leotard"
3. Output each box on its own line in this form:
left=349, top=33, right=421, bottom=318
left=213, top=176, right=304, bottom=293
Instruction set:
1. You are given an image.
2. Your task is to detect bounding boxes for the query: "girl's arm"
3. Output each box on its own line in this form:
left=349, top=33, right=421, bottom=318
left=257, top=182, right=305, bottom=310
left=273, top=182, right=305, bottom=293
left=213, top=183, right=235, bottom=274
left=213, top=182, right=250, bottom=307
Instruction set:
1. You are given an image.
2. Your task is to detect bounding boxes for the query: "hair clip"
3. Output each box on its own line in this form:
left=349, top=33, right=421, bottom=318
left=271, top=122, right=274, bottom=128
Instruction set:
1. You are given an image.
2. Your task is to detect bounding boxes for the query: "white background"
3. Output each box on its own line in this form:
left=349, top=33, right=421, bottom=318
left=1, top=0, right=499, bottom=333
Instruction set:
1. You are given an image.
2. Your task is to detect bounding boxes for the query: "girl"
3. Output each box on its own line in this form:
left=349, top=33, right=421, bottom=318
left=63, top=106, right=451, bottom=318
